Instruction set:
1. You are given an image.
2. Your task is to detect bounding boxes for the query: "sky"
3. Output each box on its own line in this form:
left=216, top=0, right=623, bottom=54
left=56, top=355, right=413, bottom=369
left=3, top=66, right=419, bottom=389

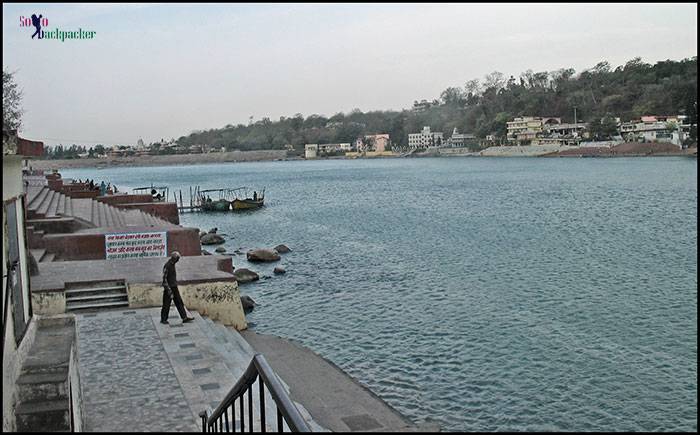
left=2, top=2, right=698, bottom=147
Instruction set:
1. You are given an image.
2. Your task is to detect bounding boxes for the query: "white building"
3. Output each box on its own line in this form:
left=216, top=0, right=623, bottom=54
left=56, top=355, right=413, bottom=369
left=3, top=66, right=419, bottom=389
left=305, top=143, right=352, bottom=158
left=304, top=144, right=318, bottom=159
left=447, top=128, right=476, bottom=147
left=620, top=115, right=689, bottom=147
left=408, top=126, right=443, bottom=149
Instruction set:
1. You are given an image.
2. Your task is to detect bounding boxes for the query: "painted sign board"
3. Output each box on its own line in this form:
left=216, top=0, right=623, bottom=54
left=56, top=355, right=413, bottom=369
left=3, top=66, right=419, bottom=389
left=105, top=231, right=167, bottom=260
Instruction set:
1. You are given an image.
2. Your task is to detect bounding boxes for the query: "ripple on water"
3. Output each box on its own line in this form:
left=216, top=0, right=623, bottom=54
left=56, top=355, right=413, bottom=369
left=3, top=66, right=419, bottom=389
left=61, top=157, right=697, bottom=432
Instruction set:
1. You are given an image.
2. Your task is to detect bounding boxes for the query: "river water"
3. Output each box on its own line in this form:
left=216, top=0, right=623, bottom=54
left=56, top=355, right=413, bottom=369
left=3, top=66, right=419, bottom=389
left=62, top=157, right=697, bottom=431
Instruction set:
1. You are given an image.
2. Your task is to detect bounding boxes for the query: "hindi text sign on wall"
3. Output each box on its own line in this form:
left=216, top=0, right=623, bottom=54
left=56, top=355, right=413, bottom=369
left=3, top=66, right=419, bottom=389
left=105, top=231, right=167, bottom=260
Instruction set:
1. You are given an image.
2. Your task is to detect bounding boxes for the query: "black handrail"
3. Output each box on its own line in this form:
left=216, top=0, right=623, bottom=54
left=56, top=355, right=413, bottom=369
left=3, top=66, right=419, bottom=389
left=199, top=353, right=311, bottom=432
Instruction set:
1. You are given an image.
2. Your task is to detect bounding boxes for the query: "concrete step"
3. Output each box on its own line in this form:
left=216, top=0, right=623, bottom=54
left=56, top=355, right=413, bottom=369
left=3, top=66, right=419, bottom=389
left=15, top=399, right=71, bottom=432
left=99, top=202, right=107, bottom=227
left=36, top=190, right=56, bottom=216
left=110, top=207, right=122, bottom=227
left=40, top=252, right=55, bottom=263
left=55, top=194, right=65, bottom=216
left=66, top=299, right=130, bottom=312
left=28, top=187, right=50, bottom=211
left=16, top=370, right=69, bottom=403
left=64, top=196, right=72, bottom=216
left=65, top=285, right=126, bottom=296
left=193, top=314, right=302, bottom=432
left=46, top=191, right=60, bottom=217
left=196, top=317, right=251, bottom=374
left=30, top=249, right=47, bottom=262
left=65, top=280, right=125, bottom=291
left=65, top=292, right=128, bottom=303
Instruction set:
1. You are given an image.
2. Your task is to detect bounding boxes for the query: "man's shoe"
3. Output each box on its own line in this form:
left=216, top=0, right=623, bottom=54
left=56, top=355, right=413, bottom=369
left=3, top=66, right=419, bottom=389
left=183, top=317, right=194, bottom=323
left=160, top=320, right=169, bottom=324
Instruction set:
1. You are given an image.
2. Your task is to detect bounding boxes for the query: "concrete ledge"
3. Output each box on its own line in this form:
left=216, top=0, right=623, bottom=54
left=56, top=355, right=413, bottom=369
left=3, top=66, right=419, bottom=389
left=128, top=282, right=247, bottom=330
left=32, top=292, right=66, bottom=316
left=31, top=256, right=234, bottom=293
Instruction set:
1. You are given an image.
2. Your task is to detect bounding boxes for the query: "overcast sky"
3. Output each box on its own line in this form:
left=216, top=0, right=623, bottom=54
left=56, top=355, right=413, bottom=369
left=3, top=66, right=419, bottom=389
left=3, top=3, right=697, bottom=147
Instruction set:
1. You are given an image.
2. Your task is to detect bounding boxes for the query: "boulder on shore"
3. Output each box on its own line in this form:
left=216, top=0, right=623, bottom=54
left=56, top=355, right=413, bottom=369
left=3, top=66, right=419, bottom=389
left=273, top=266, right=286, bottom=275
left=215, top=246, right=226, bottom=253
left=200, top=233, right=225, bottom=245
left=273, top=244, right=291, bottom=254
left=246, top=249, right=280, bottom=262
left=240, top=295, right=256, bottom=311
left=233, top=268, right=260, bottom=283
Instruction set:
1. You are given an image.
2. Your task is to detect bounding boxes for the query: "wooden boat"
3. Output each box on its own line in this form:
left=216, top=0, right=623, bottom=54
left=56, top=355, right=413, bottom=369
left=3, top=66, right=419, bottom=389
left=230, top=187, right=265, bottom=211
left=133, top=185, right=169, bottom=202
left=197, top=188, right=233, bottom=212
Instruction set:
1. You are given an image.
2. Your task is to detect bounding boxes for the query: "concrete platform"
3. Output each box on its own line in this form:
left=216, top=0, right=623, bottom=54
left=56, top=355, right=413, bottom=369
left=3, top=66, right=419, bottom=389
left=74, top=308, right=323, bottom=432
left=31, top=255, right=236, bottom=292
left=240, top=331, right=425, bottom=432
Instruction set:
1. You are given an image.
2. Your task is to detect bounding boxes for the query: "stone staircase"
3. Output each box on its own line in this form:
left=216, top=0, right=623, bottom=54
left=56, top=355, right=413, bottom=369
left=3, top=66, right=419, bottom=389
left=193, top=313, right=326, bottom=432
left=25, top=185, right=174, bottom=229
left=14, top=316, right=77, bottom=432
left=65, top=280, right=129, bottom=312
left=30, top=248, right=57, bottom=263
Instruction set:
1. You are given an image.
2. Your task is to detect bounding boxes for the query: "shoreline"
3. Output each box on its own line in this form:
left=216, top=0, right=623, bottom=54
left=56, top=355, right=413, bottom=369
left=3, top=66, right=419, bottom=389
left=240, top=329, right=435, bottom=432
left=29, top=146, right=697, bottom=171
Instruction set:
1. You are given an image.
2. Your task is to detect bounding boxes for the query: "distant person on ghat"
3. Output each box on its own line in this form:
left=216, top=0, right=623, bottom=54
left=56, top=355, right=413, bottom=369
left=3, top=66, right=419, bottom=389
left=160, top=251, right=194, bottom=324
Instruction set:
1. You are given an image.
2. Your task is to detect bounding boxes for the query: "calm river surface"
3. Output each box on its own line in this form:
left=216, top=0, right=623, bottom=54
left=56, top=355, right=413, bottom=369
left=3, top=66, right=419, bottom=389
left=62, top=157, right=697, bottom=431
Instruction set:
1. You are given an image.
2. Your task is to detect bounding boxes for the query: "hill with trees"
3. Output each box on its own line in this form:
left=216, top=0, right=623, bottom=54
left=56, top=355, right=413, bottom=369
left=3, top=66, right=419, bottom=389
left=177, top=56, right=696, bottom=151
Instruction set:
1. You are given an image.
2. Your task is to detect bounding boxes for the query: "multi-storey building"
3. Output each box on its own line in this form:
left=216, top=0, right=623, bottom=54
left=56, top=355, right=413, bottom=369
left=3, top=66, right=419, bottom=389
left=506, top=117, right=562, bottom=144
left=620, top=115, right=690, bottom=147
left=446, top=128, right=477, bottom=147
left=408, top=127, right=443, bottom=149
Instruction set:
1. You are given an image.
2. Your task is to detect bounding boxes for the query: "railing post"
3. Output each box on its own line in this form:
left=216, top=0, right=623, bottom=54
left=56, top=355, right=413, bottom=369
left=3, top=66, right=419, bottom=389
left=260, top=379, right=266, bottom=432
left=248, top=383, right=253, bottom=432
left=224, top=405, right=230, bottom=432
left=199, top=411, right=208, bottom=432
left=240, top=394, right=245, bottom=432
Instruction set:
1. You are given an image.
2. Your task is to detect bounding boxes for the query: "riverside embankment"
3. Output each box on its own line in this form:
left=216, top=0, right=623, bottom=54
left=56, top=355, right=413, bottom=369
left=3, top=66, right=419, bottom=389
left=33, top=142, right=696, bottom=171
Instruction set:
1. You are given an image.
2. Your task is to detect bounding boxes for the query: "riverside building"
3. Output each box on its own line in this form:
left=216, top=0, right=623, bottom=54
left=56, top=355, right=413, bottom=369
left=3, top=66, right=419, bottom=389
left=408, top=126, right=443, bottom=149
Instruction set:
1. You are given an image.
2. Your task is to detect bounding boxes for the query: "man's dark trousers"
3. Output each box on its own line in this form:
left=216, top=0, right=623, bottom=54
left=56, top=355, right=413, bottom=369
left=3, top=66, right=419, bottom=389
left=161, top=285, right=187, bottom=322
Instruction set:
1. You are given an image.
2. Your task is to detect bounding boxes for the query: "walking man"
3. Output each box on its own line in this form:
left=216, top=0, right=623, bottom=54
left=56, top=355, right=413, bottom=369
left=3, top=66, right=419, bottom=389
left=161, top=251, right=194, bottom=324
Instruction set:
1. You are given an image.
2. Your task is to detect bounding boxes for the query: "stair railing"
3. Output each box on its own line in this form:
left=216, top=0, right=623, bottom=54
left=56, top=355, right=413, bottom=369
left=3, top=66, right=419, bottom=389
left=199, top=353, right=311, bottom=432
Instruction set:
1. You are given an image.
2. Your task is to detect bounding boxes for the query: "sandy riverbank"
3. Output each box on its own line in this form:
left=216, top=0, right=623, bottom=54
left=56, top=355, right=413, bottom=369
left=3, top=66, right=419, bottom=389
left=30, top=149, right=291, bottom=170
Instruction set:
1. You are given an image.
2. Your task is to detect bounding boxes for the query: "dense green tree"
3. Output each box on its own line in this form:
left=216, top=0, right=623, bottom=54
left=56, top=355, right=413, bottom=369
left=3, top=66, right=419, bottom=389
left=175, top=56, right=697, bottom=150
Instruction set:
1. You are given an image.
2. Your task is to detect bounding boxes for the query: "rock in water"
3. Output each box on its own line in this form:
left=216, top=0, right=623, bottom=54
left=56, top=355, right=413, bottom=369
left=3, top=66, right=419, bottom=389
left=246, top=249, right=280, bottom=262
left=240, top=295, right=256, bottom=311
left=208, top=227, right=218, bottom=234
left=273, top=267, right=286, bottom=274
left=215, top=246, right=227, bottom=253
left=233, top=268, right=260, bottom=283
left=202, top=250, right=212, bottom=256
left=273, top=244, right=291, bottom=253
left=200, top=233, right=225, bottom=245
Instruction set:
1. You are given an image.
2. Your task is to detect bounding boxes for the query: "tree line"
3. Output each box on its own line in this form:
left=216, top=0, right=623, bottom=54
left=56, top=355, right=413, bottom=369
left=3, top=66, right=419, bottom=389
left=176, top=56, right=697, bottom=151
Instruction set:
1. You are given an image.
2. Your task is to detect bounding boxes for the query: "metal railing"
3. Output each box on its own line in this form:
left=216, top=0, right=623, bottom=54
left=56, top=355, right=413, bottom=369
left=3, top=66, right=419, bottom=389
left=199, top=354, right=311, bottom=432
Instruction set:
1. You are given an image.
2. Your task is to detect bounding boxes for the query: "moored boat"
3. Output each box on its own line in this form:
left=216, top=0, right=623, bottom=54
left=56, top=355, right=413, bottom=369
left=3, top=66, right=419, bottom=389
left=230, top=187, right=265, bottom=211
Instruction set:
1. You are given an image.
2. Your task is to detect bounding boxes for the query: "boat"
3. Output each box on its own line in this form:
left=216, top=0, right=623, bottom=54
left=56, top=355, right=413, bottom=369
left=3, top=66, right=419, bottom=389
left=197, top=188, right=233, bottom=211
left=133, top=185, right=169, bottom=202
left=230, top=187, right=265, bottom=211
